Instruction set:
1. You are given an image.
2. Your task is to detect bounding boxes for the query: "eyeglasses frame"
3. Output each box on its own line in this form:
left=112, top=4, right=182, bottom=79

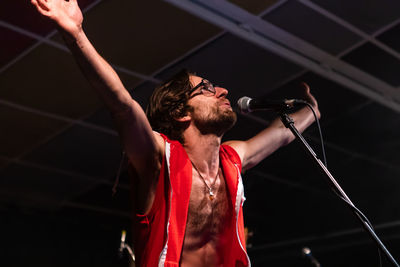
left=188, top=79, right=217, bottom=98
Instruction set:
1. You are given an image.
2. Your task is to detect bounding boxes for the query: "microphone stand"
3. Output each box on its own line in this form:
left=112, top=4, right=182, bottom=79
left=279, top=112, right=399, bottom=267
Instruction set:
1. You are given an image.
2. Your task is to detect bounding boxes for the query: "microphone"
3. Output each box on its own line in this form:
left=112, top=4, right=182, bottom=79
left=119, top=230, right=126, bottom=257
left=118, top=229, right=136, bottom=261
left=302, top=247, right=321, bottom=267
left=237, top=96, right=305, bottom=113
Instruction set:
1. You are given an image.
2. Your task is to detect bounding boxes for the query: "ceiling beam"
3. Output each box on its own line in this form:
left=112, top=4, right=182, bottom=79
left=0, top=0, right=157, bottom=82
left=237, top=112, right=400, bottom=174
left=0, top=20, right=160, bottom=83
left=0, top=99, right=117, bottom=136
left=134, top=0, right=289, bottom=89
left=0, top=0, right=102, bottom=74
left=298, top=0, right=400, bottom=61
left=0, top=155, right=129, bottom=189
left=164, top=0, right=400, bottom=112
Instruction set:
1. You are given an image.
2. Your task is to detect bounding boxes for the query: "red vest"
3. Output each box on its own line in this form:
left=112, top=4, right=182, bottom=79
left=133, top=135, right=250, bottom=266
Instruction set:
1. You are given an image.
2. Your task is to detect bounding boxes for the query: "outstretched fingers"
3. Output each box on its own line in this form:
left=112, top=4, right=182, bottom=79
left=300, top=82, right=313, bottom=100
left=300, top=82, right=320, bottom=118
left=300, top=82, right=310, bottom=94
left=31, top=0, right=50, bottom=15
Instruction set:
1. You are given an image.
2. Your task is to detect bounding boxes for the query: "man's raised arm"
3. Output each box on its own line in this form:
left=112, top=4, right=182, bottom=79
left=225, top=83, right=320, bottom=171
left=31, top=0, right=164, bottom=210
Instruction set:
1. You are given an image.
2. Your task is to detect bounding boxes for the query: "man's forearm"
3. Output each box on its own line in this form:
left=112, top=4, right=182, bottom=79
left=31, top=0, right=133, bottom=115
left=228, top=90, right=320, bottom=170
left=61, top=28, right=134, bottom=116
left=279, top=104, right=319, bottom=145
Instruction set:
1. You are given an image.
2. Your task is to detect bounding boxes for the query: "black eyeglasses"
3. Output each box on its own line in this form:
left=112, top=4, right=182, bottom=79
left=188, top=79, right=216, bottom=97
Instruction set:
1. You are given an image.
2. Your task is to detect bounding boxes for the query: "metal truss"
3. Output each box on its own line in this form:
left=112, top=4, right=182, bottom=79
left=164, top=0, right=400, bottom=112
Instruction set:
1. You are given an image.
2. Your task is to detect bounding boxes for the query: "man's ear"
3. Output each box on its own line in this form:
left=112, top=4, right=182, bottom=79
left=175, top=114, right=191, bottom=122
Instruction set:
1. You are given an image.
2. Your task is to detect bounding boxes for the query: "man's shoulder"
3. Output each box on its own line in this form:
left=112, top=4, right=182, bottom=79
left=221, top=143, right=242, bottom=167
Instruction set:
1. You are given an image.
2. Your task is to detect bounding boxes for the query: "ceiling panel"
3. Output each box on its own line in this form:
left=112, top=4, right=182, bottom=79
left=377, top=141, right=400, bottom=167
left=0, top=209, right=129, bottom=267
left=153, top=33, right=305, bottom=101
left=0, top=1, right=56, bottom=36
left=118, top=71, right=144, bottom=91
left=250, top=139, right=351, bottom=182
left=129, top=81, right=159, bottom=108
left=0, top=158, right=10, bottom=169
left=224, top=113, right=269, bottom=142
left=78, top=0, right=222, bottom=75
left=0, top=162, right=95, bottom=209
left=322, top=101, right=400, bottom=162
left=244, top=176, right=358, bottom=242
left=0, top=0, right=98, bottom=36
left=342, top=42, right=400, bottom=87
left=263, top=0, right=361, bottom=55
left=72, top=183, right=130, bottom=212
left=85, top=80, right=154, bottom=129
left=85, top=107, right=115, bottom=129
left=377, top=23, right=400, bottom=52
left=0, top=44, right=102, bottom=118
left=229, top=0, right=280, bottom=15
left=333, top=158, right=400, bottom=223
left=23, top=124, right=122, bottom=178
left=0, top=27, right=36, bottom=67
left=0, top=105, right=67, bottom=158
left=264, top=72, right=370, bottom=121
left=309, top=0, right=400, bottom=34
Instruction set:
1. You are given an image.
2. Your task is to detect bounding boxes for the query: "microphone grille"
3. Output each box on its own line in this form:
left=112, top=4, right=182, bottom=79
left=237, top=96, right=252, bottom=113
left=302, top=247, right=311, bottom=256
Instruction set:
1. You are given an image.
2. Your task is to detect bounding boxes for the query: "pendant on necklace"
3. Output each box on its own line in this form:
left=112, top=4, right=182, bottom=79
left=209, top=189, right=215, bottom=200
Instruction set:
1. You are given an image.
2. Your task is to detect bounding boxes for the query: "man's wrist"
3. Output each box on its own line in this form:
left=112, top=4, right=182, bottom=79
left=60, top=24, right=84, bottom=45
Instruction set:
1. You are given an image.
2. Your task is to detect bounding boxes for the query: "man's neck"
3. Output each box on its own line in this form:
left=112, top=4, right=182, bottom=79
left=182, top=127, right=222, bottom=177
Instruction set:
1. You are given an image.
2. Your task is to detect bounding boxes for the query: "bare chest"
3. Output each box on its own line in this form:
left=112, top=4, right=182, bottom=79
left=184, top=168, right=231, bottom=244
left=179, top=167, right=234, bottom=266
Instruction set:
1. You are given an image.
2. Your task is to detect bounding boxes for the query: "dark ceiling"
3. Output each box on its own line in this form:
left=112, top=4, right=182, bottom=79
left=1, top=0, right=400, bottom=266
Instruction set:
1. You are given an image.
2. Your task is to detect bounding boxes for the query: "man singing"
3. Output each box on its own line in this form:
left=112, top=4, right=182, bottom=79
left=31, top=0, right=320, bottom=266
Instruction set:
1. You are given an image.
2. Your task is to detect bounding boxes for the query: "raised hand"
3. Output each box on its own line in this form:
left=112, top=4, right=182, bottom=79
left=31, top=0, right=83, bottom=36
left=301, top=82, right=320, bottom=119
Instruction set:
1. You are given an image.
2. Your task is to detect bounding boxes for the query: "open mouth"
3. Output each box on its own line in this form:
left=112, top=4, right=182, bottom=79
left=220, top=101, right=231, bottom=107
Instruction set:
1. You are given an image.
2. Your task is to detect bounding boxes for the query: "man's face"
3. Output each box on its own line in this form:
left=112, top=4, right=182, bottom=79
left=187, top=75, right=237, bottom=135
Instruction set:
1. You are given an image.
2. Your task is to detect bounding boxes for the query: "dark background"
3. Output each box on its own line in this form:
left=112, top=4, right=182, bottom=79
left=1, top=0, right=400, bottom=266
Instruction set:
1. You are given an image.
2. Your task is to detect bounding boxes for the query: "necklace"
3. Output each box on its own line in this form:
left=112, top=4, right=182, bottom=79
left=190, top=160, right=219, bottom=200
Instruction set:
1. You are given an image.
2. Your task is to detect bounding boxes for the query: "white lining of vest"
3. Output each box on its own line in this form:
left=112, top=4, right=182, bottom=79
left=234, top=163, right=251, bottom=266
left=158, top=141, right=171, bottom=266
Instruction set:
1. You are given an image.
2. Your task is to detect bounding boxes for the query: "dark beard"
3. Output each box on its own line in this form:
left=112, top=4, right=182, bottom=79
left=193, top=105, right=237, bottom=136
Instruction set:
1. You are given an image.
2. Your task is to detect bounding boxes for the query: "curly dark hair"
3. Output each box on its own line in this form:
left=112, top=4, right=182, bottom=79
left=146, top=69, right=195, bottom=143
